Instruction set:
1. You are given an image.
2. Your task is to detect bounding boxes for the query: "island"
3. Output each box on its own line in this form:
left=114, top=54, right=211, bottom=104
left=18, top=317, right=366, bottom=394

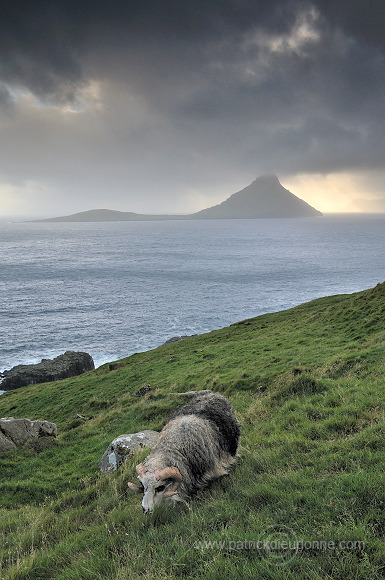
left=36, top=175, right=322, bottom=222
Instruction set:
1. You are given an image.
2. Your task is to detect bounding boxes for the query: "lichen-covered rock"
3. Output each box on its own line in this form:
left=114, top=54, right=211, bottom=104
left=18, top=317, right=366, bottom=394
left=0, top=351, right=95, bottom=390
left=0, top=417, right=57, bottom=454
left=99, top=430, right=159, bottom=474
left=0, top=430, right=16, bottom=453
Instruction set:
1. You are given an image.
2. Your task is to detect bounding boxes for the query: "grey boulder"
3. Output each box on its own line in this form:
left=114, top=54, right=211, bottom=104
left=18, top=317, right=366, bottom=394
left=0, top=417, right=57, bottom=454
left=0, top=430, right=16, bottom=453
left=99, top=430, right=159, bottom=474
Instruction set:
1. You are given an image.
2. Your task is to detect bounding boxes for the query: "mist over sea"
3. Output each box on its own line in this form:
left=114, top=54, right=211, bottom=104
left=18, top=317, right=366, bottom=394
left=1, top=215, right=384, bottom=390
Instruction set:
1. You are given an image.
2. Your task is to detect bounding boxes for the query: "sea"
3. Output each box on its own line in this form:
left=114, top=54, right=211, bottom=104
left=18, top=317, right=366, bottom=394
left=1, top=214, right=385, bottom=394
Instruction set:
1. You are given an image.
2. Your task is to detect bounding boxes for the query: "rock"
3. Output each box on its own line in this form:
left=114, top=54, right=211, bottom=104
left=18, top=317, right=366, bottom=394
left=0, top=430, right=16, bottom=453
left=109, top=362, right=125, bottom=371
left=99, top=430, right=159, bottom=474
left=0, top=351, right=95, bottom=390
left=134, top=385, right=151, bottom=397
left=163, top=335, right=197, bottom=345
left=0, top=417, right=57, bottom=454
left=175, top=390, right=213, bottom=398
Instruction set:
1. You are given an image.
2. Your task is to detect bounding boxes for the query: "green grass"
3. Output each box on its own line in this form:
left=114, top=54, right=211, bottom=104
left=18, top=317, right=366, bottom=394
left=1, top=283, right=385, bottom=579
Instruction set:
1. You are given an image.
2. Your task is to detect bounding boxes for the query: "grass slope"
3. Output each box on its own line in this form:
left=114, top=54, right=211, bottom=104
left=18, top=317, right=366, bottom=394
left=1, top=283, right=385, bottom=579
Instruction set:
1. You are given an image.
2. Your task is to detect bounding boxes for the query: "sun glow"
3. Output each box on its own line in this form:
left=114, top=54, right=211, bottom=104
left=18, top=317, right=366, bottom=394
left=0, top=181, right=50, bottom=217
left=7, top=79, right=105, bottom=115
left=280, top=173, right=383, bottom=213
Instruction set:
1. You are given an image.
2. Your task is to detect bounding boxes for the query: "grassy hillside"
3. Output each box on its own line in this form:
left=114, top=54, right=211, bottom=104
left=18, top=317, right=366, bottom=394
left=1, top=283, right=385, bottom=579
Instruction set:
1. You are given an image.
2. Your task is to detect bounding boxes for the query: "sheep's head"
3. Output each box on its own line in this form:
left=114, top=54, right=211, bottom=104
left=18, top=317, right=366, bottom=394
left=128, top=463, right=183, bottom=514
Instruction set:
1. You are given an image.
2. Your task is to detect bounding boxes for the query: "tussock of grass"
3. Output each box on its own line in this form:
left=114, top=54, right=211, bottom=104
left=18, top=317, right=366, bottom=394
left=1, top=283, right=385, bottom=578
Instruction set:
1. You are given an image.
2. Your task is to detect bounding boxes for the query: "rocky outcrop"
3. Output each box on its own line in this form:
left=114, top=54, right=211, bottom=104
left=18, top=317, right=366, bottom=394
left=134, top=385, right=151, bottom=397
left=0, top=351, right=95, bottom=391
left=109, top=362, right=125, bottom=371
left=0, top=431, right=16, bottom=453
left=162, top=335, right=197, bottom=345
left=99, top=430, right=159, bottom=474
left=0, top=418, right=57, bottom=454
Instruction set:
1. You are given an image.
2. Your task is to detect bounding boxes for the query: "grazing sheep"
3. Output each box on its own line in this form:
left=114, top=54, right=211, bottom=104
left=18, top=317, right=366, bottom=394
left=128, top=390, right=240, bottom=513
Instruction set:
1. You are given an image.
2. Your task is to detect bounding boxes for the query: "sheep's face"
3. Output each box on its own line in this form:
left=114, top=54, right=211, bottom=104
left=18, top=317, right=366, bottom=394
left=128, top=464, right=182, bottom=514
left=139, top=474, right=179, bottom=514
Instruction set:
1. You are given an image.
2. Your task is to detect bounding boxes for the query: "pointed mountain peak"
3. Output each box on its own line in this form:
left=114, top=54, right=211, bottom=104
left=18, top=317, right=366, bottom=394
left=192, top=175, right=322, bottom=219
left=252, top=174, right=280, bottom=184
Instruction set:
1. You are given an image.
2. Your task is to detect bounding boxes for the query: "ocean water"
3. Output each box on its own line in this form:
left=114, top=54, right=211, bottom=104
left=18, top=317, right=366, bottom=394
left=1, top=215, right=384, bottom=388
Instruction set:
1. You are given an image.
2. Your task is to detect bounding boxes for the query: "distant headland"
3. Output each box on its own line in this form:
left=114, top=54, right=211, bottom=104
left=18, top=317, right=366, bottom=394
left=35, top=175, right=322, bottom=222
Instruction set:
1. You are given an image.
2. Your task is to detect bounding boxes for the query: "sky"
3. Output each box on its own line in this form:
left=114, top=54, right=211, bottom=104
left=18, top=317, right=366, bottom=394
left=0, top=0, right=384, bottom=217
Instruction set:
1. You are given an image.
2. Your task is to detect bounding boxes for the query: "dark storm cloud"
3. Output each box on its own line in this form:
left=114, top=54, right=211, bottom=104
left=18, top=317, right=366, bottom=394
left=1, top=1, right=384, bottom=103
left=0, top=0, right=384, bottom=214
left=0, top=2, right=83, bottom=101
left=312, top=0, right=385, bottom=50
left=0, top=83, right=12, bottom=106
left=0, top=0, right=290, bottom=97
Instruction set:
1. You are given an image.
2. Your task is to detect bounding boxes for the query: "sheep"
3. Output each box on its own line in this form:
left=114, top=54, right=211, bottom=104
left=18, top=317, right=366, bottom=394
left=128, top=390, right=240, bottom=513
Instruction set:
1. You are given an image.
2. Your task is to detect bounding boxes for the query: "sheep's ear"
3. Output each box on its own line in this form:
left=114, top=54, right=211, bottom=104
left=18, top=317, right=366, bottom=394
left=128, top=481, right=144, bottom=493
